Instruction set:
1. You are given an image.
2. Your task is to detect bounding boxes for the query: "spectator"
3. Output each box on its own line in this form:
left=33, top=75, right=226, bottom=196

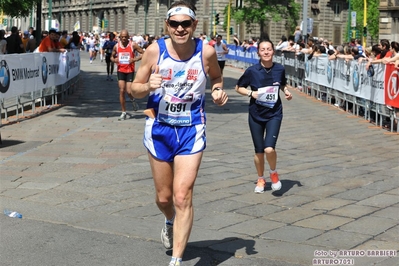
left=233, top=33, right=240, bottom=46
left=275, top=35, right=288, bottom=50
left=21, top=31, right=30, bottom=52
left=294, top=26, right=302, bottom=43
left=28, top=27, right=34, bottom=38
left=208, top=35, right=216, bottom=46
left=68, top=31, right=82, bottom=50
left=25, top=30, right=37, bottom=53
left=353, top=39, right=363, bottom=55
left=382, top=41, right=399, bottom=65
left=6, top=26, right=24, bottom=54
left=366, top=39, right=392, bottom=70
left=38, top=28, right=66, bottom=53
left=0, top=30, right=7, bottom=54
left=302, top=37, right=315, bottom=54
left=59, top=30, right=69, bottom=48
left=328, top=45, right=343, bottom=60
left=281, top=36, right=298, bottom=52
left=351, top=46, right=365, bottom=60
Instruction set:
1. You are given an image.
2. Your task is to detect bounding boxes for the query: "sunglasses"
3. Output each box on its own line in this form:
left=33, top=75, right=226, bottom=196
left=167, top=20, right=193, bottom=28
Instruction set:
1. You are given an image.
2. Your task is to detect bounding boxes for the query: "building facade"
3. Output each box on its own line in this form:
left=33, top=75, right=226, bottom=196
left=40, top=0, right=351, bottom=44
left=379, top=0, right=399, bottom=42
left=2, top=1, right=398, bottom=45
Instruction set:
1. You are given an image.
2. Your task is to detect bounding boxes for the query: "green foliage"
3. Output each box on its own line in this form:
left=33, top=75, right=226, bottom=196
left=350, top=0, right=380, bottom=40
left=231, top=0, right=300, bottom=35
left=0, top=0, right=39, bottom=18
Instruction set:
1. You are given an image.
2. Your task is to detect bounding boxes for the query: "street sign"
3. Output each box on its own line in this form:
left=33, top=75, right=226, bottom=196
left=351, top=11, right=356, bottom=27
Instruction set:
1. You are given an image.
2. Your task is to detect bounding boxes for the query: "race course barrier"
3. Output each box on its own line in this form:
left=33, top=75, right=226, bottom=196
left=0, top=50, right=81, bottom=125
left=226, top=45, right=399, bottom=133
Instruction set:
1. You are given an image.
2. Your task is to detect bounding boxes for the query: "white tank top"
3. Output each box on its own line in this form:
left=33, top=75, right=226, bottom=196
left=214, top=42, right=226, bottom=61
left=147, top=38, right=207, bottom=126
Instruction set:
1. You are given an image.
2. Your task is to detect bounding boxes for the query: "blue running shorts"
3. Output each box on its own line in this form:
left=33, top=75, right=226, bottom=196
left=144, top=119, right=206, bottom=162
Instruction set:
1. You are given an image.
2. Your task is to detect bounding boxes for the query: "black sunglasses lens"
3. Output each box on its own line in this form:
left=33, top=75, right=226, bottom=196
left=181, top=20, right=192, bottom=27
left=168, top=20, right=192, bottom=28
left=168, top=20, right=179, bottom=27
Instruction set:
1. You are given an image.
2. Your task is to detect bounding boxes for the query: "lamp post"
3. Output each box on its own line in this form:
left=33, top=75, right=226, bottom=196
left=210, top=0, right=214, bottom=37
left=302, top=0, right=308, bottom=44
left=89, top=0, right=92, bottom=33
left=347, top=0, right=351, bottom=42
left=363, top=0, right=367, bottom=47
left=227, top=0, right=232, bottom=44
left=48, top=0, right=52, bottom=30
left=144, top=0, right=148, bottom=34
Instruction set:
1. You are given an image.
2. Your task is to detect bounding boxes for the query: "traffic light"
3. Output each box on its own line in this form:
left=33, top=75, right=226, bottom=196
left=2, top=18, right=7, bottom=26
left=215, top=13, right=220, bottom=25
left=363, top=26, right=367, bottom=37
left=229, top=27, right=233, bottom=35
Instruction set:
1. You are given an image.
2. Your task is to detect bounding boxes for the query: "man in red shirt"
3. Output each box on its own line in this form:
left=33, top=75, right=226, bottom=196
left=38, top=28, right=66, bottom=53
left=111, top=29, right=144, bottom=120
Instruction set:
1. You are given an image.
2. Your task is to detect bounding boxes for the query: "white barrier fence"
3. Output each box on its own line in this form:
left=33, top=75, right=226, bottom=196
left=226, top=46, right=398, bottom=133
left=0, top=50, right=81, bottom=124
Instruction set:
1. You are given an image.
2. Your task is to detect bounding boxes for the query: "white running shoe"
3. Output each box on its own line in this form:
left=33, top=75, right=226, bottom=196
left=270, top=172, right=282, bottom=191
left=254, top=178, right=266, bottom=193
left=161, top=223, right=173, bottom=249
left=118, top=112, right=127, bottom=121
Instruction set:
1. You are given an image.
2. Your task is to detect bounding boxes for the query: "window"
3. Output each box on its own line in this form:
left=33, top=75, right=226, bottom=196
left=334, top=3, right=341, bottom=17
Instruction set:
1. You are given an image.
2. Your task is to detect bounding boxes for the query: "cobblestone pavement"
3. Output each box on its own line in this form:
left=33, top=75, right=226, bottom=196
left=1, top=51, right=398, bottom=266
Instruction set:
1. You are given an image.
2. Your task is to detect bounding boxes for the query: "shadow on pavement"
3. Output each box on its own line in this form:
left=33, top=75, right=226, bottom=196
left=165, top=237, right=257, bottom=266
left=271, top=180, right=303, bottom=197
left=0, top=139, right=25, bottom=149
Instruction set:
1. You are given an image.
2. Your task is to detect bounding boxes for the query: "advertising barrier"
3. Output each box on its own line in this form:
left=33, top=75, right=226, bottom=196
left=0, top=50, right=81, bottom=99
left=226, top=45, right=398, bottom=131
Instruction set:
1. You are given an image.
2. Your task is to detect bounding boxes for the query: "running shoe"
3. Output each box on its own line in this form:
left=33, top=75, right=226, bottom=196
left=90, top=60, right=92, bottom=64
left=161, top=223, right=173, bottom=249
left=118, top=112, right=127, bottom=121
left=270, top=172, right=282, bottom=191
left=168, top=261, right=181, bottom=266
left=254, top=178, right=266, bottom=193
left=106, top=76, right=110, bottom=81
left=132, top=99, right=139, bottom=111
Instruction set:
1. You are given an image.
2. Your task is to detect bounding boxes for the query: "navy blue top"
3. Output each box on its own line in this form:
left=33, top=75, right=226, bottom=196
left=237, top=62, right=287, bottom=121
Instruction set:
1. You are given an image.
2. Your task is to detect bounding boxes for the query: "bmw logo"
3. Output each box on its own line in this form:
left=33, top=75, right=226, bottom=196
left=353, top=64, right=360, bottom=92
left=0, top=60, right=10, bottom=94
left=327, top=60, right=333, bottom=84
left=42, top=57, right=48, bottom=84
left=66, top=55, right=70, bottom=79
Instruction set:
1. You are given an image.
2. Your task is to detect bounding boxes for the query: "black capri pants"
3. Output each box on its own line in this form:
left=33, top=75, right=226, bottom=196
left=248, top=113, right=282, bottom=153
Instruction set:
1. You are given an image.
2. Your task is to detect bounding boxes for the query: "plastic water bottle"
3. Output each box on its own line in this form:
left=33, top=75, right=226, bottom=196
left=4, top=209, right=23, bottom=218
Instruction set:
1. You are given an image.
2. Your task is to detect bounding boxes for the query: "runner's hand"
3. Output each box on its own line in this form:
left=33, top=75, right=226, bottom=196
left=148, top=65, right=162, bottom=91
left=212, top=89, right=228, bottom=106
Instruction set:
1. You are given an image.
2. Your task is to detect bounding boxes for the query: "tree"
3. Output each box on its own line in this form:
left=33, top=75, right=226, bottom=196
left=0, top=0, right=40, bottom=18
left=231, top=0, right=300, bottom=39
left=350, top=0, right=380, bottom=41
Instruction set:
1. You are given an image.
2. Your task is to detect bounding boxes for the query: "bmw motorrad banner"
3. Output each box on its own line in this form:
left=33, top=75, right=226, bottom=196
left=0, top=50, right=80, bottom=99
left=304, top=56, right=385, bottom=105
